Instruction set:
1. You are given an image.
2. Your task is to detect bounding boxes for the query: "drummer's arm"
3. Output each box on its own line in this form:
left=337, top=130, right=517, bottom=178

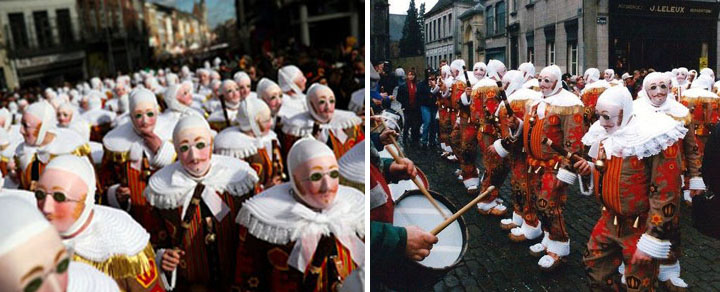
left=370, top=221, right=407, bottom=266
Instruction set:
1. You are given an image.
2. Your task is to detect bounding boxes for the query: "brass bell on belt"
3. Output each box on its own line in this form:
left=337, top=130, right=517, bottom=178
left=205, top=233, right=216, bottom=244
left=594, top=160, right=606, bottom=173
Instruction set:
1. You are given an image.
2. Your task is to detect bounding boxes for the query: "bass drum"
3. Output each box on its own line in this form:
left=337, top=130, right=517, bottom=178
left=381, top=189, right=469, bottom=289
left=388, top=168, right=430, bottom=202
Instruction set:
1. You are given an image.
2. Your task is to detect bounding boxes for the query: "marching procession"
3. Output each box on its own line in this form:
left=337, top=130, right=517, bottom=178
left=369, top=59, right=720, bottom=291
left=0, top=47, right=367, bottom=291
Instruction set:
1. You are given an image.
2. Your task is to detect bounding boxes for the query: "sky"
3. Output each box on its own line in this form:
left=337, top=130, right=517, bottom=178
left=147, top=0, right=236, bottom=29
left=389, top=0, right=440, bottom=15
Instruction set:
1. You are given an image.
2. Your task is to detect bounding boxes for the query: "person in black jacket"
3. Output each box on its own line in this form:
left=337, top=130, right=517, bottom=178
left=418, top=69, right=438, bottom=148
left=396, top=69, right=423, bottom=145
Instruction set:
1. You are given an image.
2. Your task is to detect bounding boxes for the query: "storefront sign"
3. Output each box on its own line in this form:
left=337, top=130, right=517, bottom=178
left=611, top=1, right=719, bottom=19
left=15, top=51, right=85, bottom=70
left=597, top=16, right=607, bottom=24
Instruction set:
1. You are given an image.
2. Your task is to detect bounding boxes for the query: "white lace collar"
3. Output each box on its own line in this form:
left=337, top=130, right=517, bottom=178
left=65, top=206, right=150, bottom=262
left=214, top=126, right=278, bottom=159
left=236, top=183, right=364, bottom=273
left=634, top=92, right=689, bottom=119
left=103, top=116, right=173, bottom=160
left=282, top=110, right=362, bottom=143
left=67, top=262, right=120, bottom=292
left=582, top=111, right=687, bottom=159
left=145, top=155, right=258, bottom=220
left=16, top=128, right=86, bottom=168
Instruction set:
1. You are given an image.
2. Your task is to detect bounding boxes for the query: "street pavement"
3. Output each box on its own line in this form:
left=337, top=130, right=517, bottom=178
left=394, top=142, right=720, bottom=292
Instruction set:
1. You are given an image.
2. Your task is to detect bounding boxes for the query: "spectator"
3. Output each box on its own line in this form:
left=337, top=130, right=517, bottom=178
left=396, top=69, right=421, bottom=145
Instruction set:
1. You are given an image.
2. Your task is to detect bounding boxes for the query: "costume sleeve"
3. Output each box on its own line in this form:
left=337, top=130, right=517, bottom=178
left=638, top=142, right=683, bottom=259
left=150, top=141, right=176, bottom=169
left=681, top=122, right=703, bottom=189
left=370, top=221, right=407, bottom=267
left=120, top=253, right=167, bottom=292
left=556, top=107, right=586, bottom=184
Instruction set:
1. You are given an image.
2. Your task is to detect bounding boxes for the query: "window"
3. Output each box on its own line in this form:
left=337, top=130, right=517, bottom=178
left=547, top=41, right=555, bottom=65
left=56, top=9, right=73, bottom=44
left=544, top=26, right=555, bottom=65
left=8, top=13, right=29, bottom=49
left=526, top=33, right=534, bottom=63
left=448, top=13, right=452, bottom=35
left=486, top=6, right=494, bottom=36
left=528, top=47, right=535, bottom=63
left=568, top=41, right=578, bottom=75
left=496, top=2, right=506, bottom=34
left=435, top=19, right=438, bottom=41
left=512, top=0, right=518, bottom=13
left=33, top=11, right=53, bottom=48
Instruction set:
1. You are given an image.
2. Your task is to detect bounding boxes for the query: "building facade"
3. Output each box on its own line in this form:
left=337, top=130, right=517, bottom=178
left=476, top=0, right=720, bottom=76
left=143, top=1, right=210, bottom=59
left=424, top=0, right=475, bottom=69
left=77, top=0, right=148, bottom=78
left=371, top=0, right=390, bottom=62
left=0, top=0, right=86, bottom=89
left=458, top=3, right=485, bottom=66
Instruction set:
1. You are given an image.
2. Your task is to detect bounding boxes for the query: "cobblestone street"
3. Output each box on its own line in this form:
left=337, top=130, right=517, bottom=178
left=395, top=142, right=720, bottom=292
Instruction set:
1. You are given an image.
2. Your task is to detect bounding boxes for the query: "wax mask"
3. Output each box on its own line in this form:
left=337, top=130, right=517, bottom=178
left=256, top=109, right=273, bottom=136
left=223, top=81, right=241, bottom=105
left=131, top=101, right=158, bottom=135
left=262, top=86, right=283, bottom=115
left=294, top=73, right=307, bottom=92
left=20, top=113, right=42, bottom=146
left=539, top=73, right=558, bottom=97
left=237, top=78, right=251, bottom=101
left=175, top=128, right=212, bottom=177
left=293, top=156, right=339, bottom=210
left=36, top=169, right=88, bottom=234
left=677, top=71, right=687, bottom=83
left=595, top=101, right=623, bottom=135
left=310, top=87, right=336, bottom=123
left=0, top=228, right=69, bottom=292
left=56, top=109, right=72, bottom=127
left=176, top=83, right=193, bottom=106
left=474, top=66, right=486, bottom=80
left=645, top=78, right=669, bottom=107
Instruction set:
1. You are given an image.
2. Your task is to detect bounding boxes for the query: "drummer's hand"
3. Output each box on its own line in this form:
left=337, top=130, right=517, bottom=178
left=574, top=159, right=592, bottom=176
left=389, top=158, right=417, bottom=181
left=405, top=226, right=438, bottom=261
left=379, top=129, right=398, bottom=145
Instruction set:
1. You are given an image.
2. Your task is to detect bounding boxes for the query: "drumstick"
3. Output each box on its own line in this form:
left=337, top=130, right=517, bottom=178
left=389, top=135, right=406, bottom=158
left=385, top=145, right=448, bottom=219
left=430, top=185, right=496, bottom=235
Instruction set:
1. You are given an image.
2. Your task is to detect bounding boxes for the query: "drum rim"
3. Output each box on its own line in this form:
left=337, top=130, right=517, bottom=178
left=394, top=188, right=469, bottom=272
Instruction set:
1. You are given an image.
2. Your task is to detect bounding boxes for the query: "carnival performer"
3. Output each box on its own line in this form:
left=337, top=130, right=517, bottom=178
left=235, top=138, right=364, bottom=291
left=100, top=88, right=176, bottom=234
left=214, top=97, right=284, bottom=191
left=162, top=81, right=205, bottom=128
left=282, top=84, right=363, bottom=159
left=208, top=80, right=248, bottom=131
left=278, top=65, right=309, bottom=113
left=0, top=196, right=121, bottom=292
left=436, top=65, right=454, bottom=159
left=37, top=155, right=165, bottom=291
left=492, top=70, right=543, bottom=241
left=82, top=91, right=117, bottom=142
left=13, top=102, right=91, bottom=191
left=581, top=86, right=686, bottom=292
left=632, top=72, right=701, bottom=291
left=581, top=68, right=611, bottom=127
left=523, top=65, right=588, bottom=271
left=56, top=102, right=91, bottom=142
left=145, top=116, right=258, bottom=290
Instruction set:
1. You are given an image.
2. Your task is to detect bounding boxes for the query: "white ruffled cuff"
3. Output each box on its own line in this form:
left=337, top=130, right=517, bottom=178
left=493, top=139, right=510, bottom=158
left=151, top=141, right=176, bottom=168
left=511, top=211, right=523, bottom=226
left=637, top=233, right=671, bottom=259
left=689, top=177, right=706, bottom=190
left=545, top=238, right=570, bottom=257
left=520, top=220, right=543, bottom=239
left=106, top=184, right=131, bottom=212
left=557, top=168, right=577, bottom=185
left=156, top=248, right=176, bottom=291
left=461, top=93, right=471, bottom=105
left=579, top=166, right=594, bottom=196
